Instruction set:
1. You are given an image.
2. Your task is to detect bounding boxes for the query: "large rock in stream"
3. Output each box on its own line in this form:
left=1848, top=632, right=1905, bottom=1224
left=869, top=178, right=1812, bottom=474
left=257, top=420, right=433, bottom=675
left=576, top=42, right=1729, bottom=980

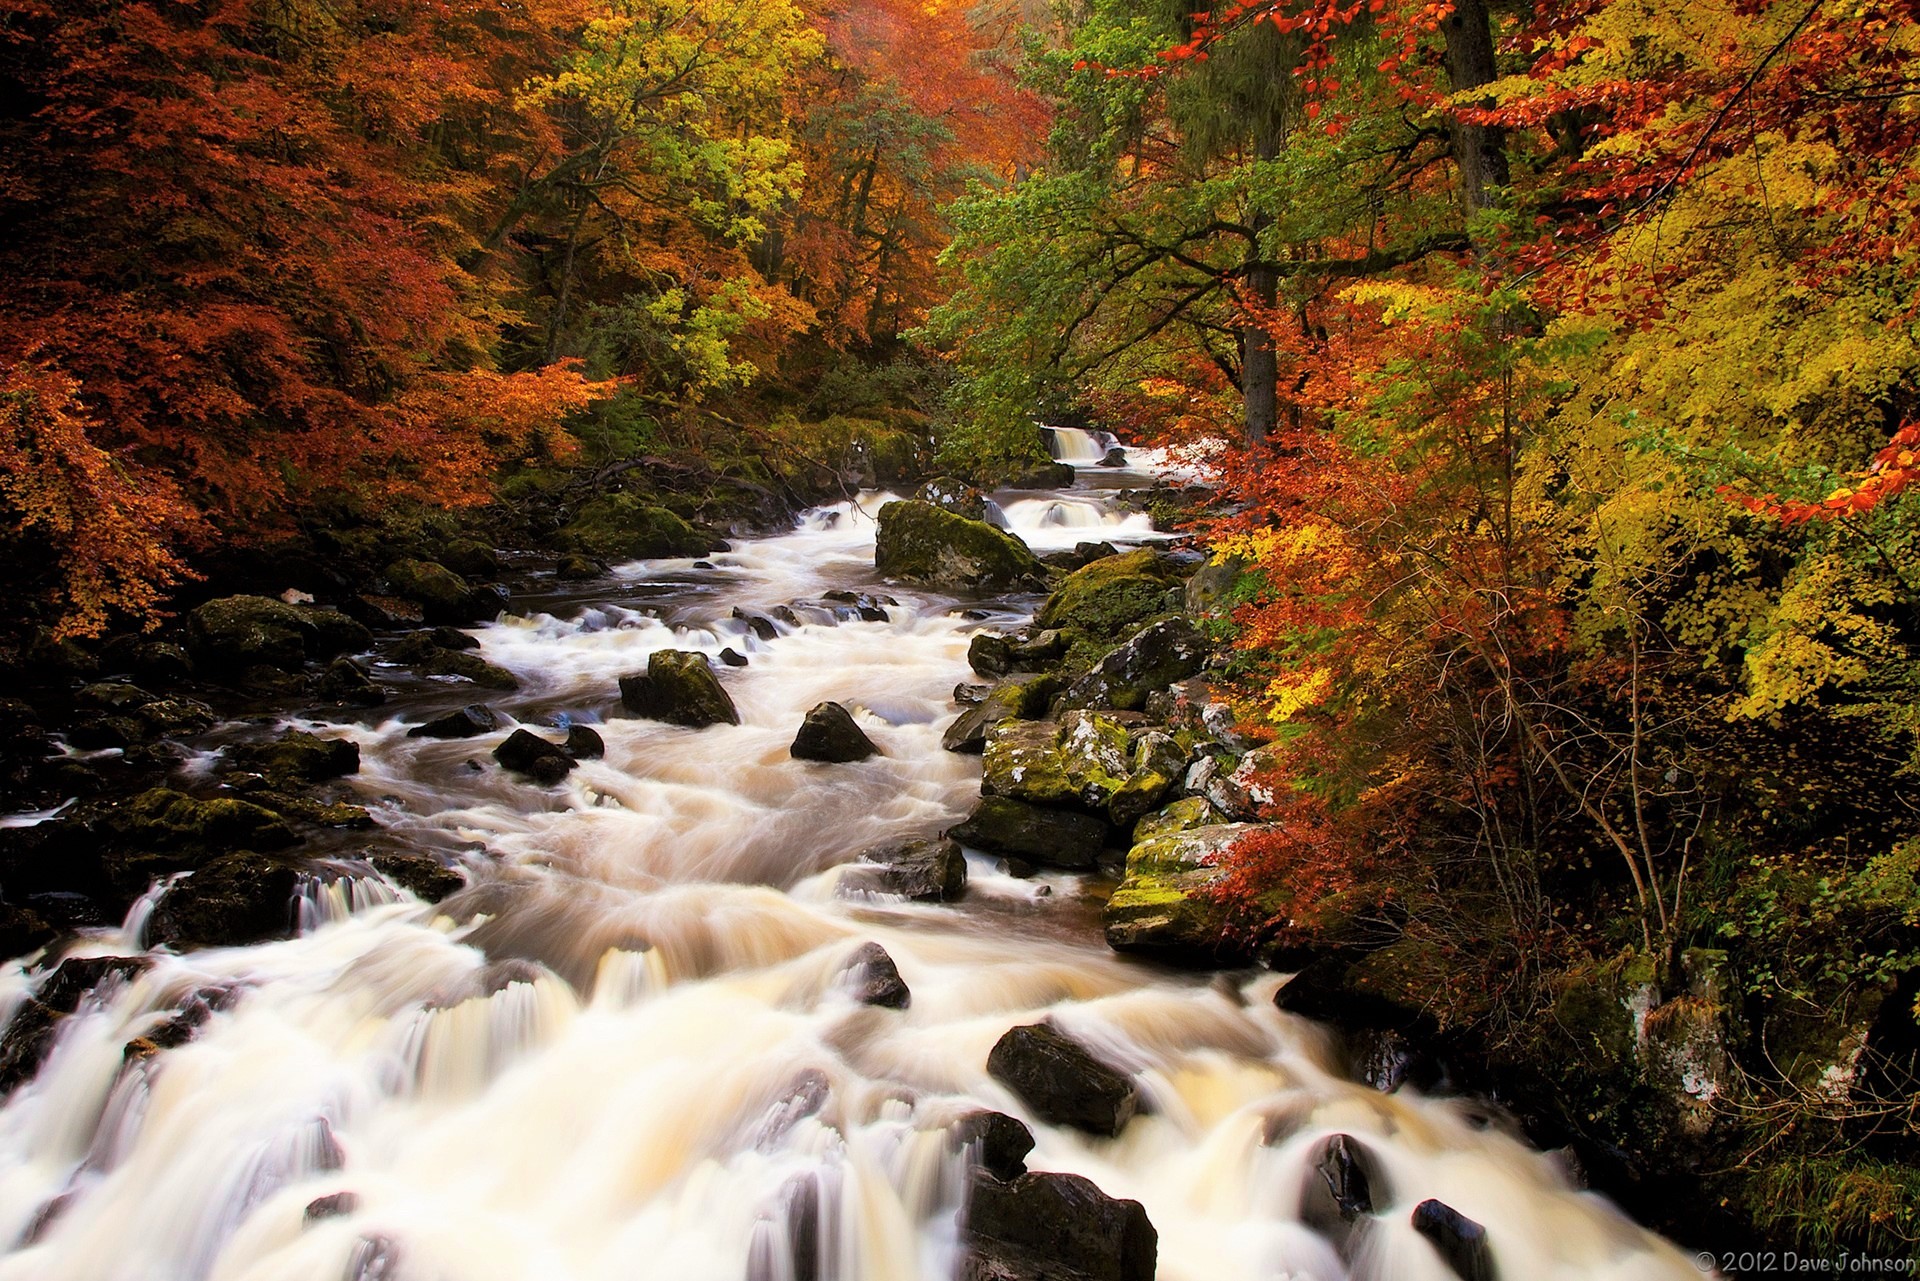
left=986, top=1022, right=1139, bottom=1137
left=791, top=702, right=878, bottom=762
left=874, top=501, right=1047, bottom=592
left=619, top=650, right=740, bottom=727
left=188, top=596, right=371, bottom=672
left=1102, top=823, right=1258, bottom=965
left=963, top=1170, right=1157, bottom=1281
left=561, top=493, right=712, bottom=561
left=946, top=797, right=1109, bottom=870
left=1036, top=549, right=1181, bottom=641
left=1060, top=616, right=1208, bottom=713
left=839, top=837, right=967, bottom=901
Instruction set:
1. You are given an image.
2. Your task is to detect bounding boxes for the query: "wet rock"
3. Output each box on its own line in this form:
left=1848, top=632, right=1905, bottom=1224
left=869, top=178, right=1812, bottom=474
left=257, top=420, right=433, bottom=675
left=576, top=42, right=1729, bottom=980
left=754, top=1069, right=833, bottom=1149
left=949, top=1110, right=1035, bottom=1181
left=719, top=647, right=749, bottom=668
left=963, top=1169, right=1156, bottom=1281
left=733, top=608, right=780, bottom=641
left=1100, top=446, right=1129, bottom=467
left=1300, top=1134, right=1388, bottom=1247
left=383, top=559, right=485, bottom=624
left=751, top=1172, right=825, bottom=1281
left=124, top=982, right=238, bottom=1061
left=561, top=494, right=712, bottom=561
left=492, top=729, right=576, bottom=784
left=1411, top=1199, right=1496, bottom=1281
left=915, top=476, right=993, bottom=521
left=235, top=730, right=360, bottom=786
left=316, top=657, right=386, bottom=707
left=954, top=682, right=990, bottom=705
left=1000, top=459, right=1077, bottom=489
left=841, top=837, right=967, bottom=902
left=1060, top=617, right=1208, bottom=713
left=619, top=650, right=740, bottom=728
left=428, top=626, right=480, bottom=651
left=981, top=720, right=1075, bottom=807
left=1037, top=550, right=1181, bottom=641
left=146, top=852, right=309, bottom=949
left=968, top=632, right=1014, bottom=679
left=304, top=1192, right=360, bottom=1223
left=369, top=852, right=465, bottom=902
left=791, top=702, right=878, bottom=763
left=556, top=553, right=602, bottom=581
left=407, top=704, right=498, bottom=739
left=440, top=538, right=500, bottom=580
left=38, top=955, right=152, bottom=1012
left=0, top=1000, right=61, bottom=1094
left=986, top=1022, right=1138, bottom=1137
left=1009, top=629, right=1068, bottom=666
left=1102, top=823, right=1258, bottom=965
left=874, top=501, right=1047, bottom=592
left=391, top=634, right=519, bottom=690
left=188, top=596, right=371, bottom=672
left=101, top=788, right=298, bottom=875
left=347, top=594, right=425, bottom=629
left=563, top=724, right=605, bottom=760
left=942, top=674, right=1059, bottom=754
left=947, top=797, right=1108, bottom=870
left=839, top=941, right=910, bottom=1009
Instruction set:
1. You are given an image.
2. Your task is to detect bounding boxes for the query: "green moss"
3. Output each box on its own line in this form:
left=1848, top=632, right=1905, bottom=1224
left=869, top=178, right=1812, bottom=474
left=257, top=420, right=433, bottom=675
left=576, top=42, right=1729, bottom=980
left=1038, top=550, right=1181, bottom=640
left=874, top=500, right=1047, bottom=590
left=561, top=494, right=710, bottom=561
left=1746, top=1155, right=1920, bottom=1258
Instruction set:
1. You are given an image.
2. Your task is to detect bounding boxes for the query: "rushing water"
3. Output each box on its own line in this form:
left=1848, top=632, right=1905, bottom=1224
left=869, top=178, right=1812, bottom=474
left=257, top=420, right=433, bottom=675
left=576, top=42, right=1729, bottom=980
left=0, top=454, right=1705, bottom=1281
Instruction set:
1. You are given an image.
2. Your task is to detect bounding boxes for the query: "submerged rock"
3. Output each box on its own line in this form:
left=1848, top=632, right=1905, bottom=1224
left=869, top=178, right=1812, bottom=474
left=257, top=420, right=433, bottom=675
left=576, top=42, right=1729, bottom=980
left=963, top=1170, right=1156, bottom=1281
left=619, top=650, right=740, bottom=728
left=407, top=705, right=498, bottom=739
left=1102, top=823, right=1257, bottom=965
left=1300, top=1133, right=1388, bottom=1250
left=492, top=729, right=576, bottom=784
left=946, top=797, right=1108, bottom=869
left=986, top=1022, right=1138, bottom=1137
left=791, top=702, right=878, bottom=763
left=840, top=837, right=967, bottom=902
left=874, top=501, right=1047, bottom=592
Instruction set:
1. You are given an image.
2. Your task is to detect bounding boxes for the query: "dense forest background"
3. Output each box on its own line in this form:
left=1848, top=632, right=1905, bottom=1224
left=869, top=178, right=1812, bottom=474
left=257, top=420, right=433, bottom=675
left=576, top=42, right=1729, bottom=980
left=3, top=0, right=1920, bottom=1256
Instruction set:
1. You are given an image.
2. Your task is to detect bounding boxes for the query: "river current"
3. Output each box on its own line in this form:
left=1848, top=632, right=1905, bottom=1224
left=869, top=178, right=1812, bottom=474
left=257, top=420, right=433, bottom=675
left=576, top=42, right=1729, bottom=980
left=0, top=436, right=1703, bottom=1281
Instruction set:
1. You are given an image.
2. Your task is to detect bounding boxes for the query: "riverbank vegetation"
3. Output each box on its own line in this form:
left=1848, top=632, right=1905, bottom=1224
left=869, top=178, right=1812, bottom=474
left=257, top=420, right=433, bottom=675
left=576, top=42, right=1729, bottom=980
left=3, top=0, right=1918, bottom=1261
left=928, top=0, right=1920, bottom=1255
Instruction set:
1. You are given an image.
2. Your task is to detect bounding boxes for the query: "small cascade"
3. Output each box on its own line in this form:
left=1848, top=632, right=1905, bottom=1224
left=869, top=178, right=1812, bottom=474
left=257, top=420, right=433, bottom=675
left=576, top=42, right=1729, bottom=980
left=1039, top=424, right=1121, bottom=465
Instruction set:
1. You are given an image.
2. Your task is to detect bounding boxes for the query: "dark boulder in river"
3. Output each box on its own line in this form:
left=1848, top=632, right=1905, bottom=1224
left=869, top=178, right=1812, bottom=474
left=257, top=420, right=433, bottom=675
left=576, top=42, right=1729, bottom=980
left=493, top=729, right=576, bottom=784
left=946, top=797, right=1108, bottom=870
left=563, top=724, right=605, bottom=759
left=407, top=705, right=498, bottom=739
left=1412, top=1199, right=1497, bottom=1281
left=188, top=595, right=370, bottom=673
left=948, top=1110, right=1035, bottom=1182
left=147, top=852, right=309, bottom=949
left=837, top=941, right=910, bottom=1009
left=839, top=837, right=966, bottom=902
left=791, top=701, right=877, bottom=762
left=874, top=500, right=1047, bottom=592
left=963, top=1167, right=1156, bottom=1281
left=986, top=1021, right=1139, bottom=1137
left=619, top=650, right=739, bottom=728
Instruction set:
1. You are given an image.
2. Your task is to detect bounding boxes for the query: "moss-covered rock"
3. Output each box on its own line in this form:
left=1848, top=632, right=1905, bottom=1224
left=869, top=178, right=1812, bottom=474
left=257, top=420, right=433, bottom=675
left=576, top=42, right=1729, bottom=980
left=914, top=476, right=992, bottom=521
left=619, top=649, right=740, bottom=727
left=942, top=672, right=1060, bottom=753
left=1060, top=617, right=1209, bottom=712
left=233, top=731, right=360, bottom=787
left=1038, top=550, right=1180, bottom=641
left=874, top=501, right=1047, bottom=592
left=1102, top=823, right=1256, bottom=964
left=384, top=559, right=482, bottom=623
left=982, top=720, right=1076, bottom=806
left=188, top=596, right=371, bottom=672
left=1132, top=796, right=1225, bottom=843
left=146, top=852, right=309, bottom=949
left=105, top=788, right=298, bottom=854
left=946, top=797, right=1109, bottom=869
left=561, top=494, right=712, bottom=561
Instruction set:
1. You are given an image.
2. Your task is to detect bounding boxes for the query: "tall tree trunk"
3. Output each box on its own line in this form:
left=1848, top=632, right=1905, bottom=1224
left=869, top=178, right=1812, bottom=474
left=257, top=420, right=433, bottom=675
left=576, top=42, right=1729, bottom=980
left=1241, top=126, right=1281, bottom=443
left=1442, top=0, right=1508, bottom=218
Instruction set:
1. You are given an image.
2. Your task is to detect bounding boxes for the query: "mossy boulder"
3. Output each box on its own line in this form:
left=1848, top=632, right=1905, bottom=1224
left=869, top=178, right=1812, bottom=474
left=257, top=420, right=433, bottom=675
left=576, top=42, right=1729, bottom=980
left=1103, top=823, right=1257, bottom=964
left=982, top=720, right=1076, bottom=806
left=1061, top=617, right=1209, bottom=712
left=146, top=852, right=309, bottom=949
left=619, top=649, right=740, bottom=727
left=233, top=731, right=359, bottom=787
left=942, top=673, right=1060, bottom=753
left=914, top=476, right=992, bottom=521
left=562, top=493, right=712, bottom=561
left=105, top=788, right=297, bottom=855
left=188, top=596, right=371, bottom=672
left=1038, top=550, right=1181, bottom=641
left=874, top=501, right=1047, bottom=592
left=390, top=633, right=519, bottom=690
left=383, top=559, right=490, bottom=624
left=1133, top=796, right=1225, bottom=843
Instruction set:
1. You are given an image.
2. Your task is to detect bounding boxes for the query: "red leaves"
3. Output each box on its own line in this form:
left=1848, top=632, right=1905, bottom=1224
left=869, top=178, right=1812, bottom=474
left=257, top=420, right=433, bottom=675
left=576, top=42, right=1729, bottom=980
left=1718, top=421, right=1920, bottom=526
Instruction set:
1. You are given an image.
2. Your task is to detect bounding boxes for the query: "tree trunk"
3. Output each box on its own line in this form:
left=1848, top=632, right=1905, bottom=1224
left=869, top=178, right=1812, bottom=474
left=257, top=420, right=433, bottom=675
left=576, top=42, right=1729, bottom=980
left=1241, top=123, right=1281, bottom=443
left=1442, top=0, right=1508, bottom=219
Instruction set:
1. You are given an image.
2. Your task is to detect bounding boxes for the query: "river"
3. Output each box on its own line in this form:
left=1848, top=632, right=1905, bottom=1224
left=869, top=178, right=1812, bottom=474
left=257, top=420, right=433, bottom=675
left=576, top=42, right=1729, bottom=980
left=0, top=435, right=1704, bottom=1281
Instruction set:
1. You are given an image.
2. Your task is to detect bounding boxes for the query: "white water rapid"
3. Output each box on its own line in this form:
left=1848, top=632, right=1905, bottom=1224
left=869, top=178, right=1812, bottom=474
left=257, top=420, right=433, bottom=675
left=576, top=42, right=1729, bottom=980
left=0, top=457, right=1705, bottom=1281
